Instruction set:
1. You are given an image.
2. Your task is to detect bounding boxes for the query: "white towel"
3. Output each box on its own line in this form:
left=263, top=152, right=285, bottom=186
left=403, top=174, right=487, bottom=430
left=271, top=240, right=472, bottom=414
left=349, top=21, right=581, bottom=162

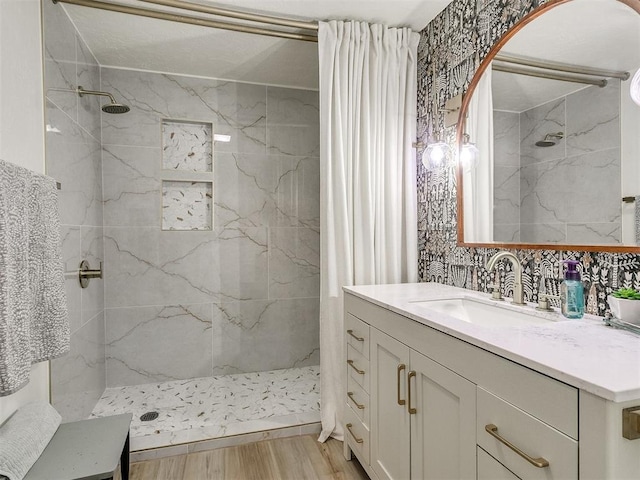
left=0, top=159, right=69, bottom=396
left=0, top=401, right=61, bottom=480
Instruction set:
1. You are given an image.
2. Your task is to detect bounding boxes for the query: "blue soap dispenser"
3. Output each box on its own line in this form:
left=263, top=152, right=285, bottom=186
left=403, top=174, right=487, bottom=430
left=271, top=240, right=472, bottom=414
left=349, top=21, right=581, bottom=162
left=560, top=260, right=584, bottom=319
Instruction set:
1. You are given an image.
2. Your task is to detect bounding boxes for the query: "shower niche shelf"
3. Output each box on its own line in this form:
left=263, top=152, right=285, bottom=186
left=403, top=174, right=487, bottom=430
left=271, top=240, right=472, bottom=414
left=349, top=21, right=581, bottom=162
left=162, top=119, right=213, bottom=172
left=160, top=118, right=215, bottom=231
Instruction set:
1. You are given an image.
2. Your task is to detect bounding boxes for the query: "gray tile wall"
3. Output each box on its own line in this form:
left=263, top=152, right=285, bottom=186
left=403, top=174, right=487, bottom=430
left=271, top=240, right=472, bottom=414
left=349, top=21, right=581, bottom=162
left=43, top=0, right=106, bottom=421
left=101, top=67, right=320, bottom=387
left=493, top=110, right=521, bottom=242
left=518, top=82, right=621, bottom=244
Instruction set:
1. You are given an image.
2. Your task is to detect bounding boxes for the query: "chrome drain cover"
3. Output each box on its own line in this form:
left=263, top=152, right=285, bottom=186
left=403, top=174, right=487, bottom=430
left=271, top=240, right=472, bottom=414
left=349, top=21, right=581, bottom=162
left=140, top=411, right=159, bottom=422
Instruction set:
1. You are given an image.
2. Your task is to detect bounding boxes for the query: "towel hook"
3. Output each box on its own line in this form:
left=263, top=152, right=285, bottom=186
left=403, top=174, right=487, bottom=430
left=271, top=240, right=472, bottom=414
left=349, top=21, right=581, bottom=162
left=78, top=260, right=102, bottom=288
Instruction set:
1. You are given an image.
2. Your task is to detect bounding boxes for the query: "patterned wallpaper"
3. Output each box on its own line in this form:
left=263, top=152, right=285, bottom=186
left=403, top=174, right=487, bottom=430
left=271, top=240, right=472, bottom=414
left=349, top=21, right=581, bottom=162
left=416, top=0, right=640, bottom=315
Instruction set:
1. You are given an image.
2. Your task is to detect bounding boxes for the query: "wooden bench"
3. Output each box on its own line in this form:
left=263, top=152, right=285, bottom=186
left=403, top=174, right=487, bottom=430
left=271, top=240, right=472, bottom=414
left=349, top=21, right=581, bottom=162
left=23, top=414, right=132, bottom=480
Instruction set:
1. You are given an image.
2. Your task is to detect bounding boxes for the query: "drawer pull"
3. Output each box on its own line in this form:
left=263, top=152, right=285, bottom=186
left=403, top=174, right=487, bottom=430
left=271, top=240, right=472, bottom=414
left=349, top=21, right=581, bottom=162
left=347, top=359, right=365, bottom=375
left=408, top=371, right=417, bottom=414
left=485, top=424, right=549, bottom=468
left=346, top=423, right=364, bottom=443
left=347, top=392, right=365, bottom=410
left=397, top=364, right=406, bottom=406
left=347, top=329, right=364, bottom=342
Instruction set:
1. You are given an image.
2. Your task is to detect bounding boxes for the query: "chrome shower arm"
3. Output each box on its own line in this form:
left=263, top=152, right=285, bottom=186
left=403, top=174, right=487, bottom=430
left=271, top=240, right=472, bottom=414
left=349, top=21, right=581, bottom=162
left=77, top=86, right=117, bottom=104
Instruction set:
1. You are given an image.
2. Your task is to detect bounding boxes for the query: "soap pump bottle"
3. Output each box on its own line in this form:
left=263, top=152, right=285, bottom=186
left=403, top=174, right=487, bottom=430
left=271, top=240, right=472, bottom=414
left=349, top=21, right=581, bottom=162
left=560, top=260, right=584, bottom=319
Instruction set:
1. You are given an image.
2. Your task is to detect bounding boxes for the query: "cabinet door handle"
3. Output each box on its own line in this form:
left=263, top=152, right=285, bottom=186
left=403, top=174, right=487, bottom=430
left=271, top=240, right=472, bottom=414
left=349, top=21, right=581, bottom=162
left=407, top=371, right=417, bottom=414
left=346, top=423, right=364, bottom=443
left=397, top=364, right=406, bottom=405
left=347, top=359, right=365, bottom=375
left=347, top=329, right=364, bottom=342
left=347, top=392, right=365, bottom=410
left=485, top=424, right=549, bottom=468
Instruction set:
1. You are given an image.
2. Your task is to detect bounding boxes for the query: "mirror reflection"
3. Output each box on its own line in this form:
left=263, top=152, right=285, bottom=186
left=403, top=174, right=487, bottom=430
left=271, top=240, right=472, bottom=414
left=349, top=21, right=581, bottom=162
left=461, top=0, right=640, bottom=247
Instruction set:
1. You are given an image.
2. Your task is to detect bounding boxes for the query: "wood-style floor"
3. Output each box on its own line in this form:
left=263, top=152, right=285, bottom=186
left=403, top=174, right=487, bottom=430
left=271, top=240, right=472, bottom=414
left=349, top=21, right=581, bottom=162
left=124, top=435, right=370, bottom=480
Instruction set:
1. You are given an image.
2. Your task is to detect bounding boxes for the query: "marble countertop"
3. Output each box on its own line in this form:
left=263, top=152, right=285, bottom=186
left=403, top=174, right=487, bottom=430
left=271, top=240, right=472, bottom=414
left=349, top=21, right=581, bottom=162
left=344, top=282, right=640, bottom=402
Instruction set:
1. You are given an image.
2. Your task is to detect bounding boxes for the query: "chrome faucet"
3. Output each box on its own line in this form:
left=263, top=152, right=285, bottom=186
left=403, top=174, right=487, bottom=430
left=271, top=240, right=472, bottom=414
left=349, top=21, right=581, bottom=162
left=485, top=251, right=525, bottom=305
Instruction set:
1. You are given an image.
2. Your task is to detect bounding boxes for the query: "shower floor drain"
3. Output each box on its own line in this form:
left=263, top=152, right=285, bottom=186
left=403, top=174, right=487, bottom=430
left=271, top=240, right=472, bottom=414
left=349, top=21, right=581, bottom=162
left=140, top=411, right=159, bottom=422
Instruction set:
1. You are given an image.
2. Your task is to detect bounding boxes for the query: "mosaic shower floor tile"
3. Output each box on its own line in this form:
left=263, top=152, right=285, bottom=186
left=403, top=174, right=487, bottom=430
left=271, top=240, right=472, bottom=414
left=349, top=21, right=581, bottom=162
left=91, top=366, right=320, bottom=451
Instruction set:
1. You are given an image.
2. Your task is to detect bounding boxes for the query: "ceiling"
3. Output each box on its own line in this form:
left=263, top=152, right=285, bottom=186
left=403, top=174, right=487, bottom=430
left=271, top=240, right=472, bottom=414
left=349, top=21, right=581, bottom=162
left=491, top=0, right=640, bottom=113
left=63, top=0, right=452, bottom=89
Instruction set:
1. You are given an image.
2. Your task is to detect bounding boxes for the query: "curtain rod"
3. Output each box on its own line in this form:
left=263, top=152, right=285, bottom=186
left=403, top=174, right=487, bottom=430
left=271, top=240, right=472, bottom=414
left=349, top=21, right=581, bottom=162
left=138, top=0, right=318, bottom=31
left=492, top=62, right=608, bottom=87
left=52, top=0, right=319, bottom=42
left=494, top=53, right=630, bottom=81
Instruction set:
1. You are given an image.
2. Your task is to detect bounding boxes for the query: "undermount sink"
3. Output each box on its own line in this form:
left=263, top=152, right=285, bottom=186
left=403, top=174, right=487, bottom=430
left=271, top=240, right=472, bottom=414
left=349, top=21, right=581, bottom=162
left=409, top=296, right=559, bottom=327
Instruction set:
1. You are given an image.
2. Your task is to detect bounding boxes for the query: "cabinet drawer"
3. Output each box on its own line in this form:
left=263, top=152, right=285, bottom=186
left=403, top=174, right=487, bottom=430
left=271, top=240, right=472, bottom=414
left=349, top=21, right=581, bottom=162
left=477, top=387, right=577, bottom=480
left=346, top=313, right=370, bottom=359
left=478, top=447, right=521, bottom=480
left=345, top=404, right=370, bottom=467
left=346, top=374, right=370, bottom=429
left=347, top=344, right=370, bottom=393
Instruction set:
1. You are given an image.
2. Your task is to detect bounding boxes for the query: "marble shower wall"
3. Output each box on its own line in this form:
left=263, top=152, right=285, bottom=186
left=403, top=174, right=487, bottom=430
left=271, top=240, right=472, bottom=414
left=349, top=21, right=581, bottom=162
left=493, top=110, right=521, bottom=242
left=519, top=82, right=621, bottom=244
left=417, top=0, right=640, bottom=315
left=493, top=82, right=621, bottom=245
left=101, top=67, right=320, bottom=387
left=43, top=0, right=106, bottom=421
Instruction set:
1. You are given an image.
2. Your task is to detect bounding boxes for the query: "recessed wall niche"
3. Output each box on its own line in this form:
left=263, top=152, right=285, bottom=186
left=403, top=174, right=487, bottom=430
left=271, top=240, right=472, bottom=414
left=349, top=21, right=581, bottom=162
left=161, top=119, right=214, bottom=231
left=162, top=119, right=212, bottom=172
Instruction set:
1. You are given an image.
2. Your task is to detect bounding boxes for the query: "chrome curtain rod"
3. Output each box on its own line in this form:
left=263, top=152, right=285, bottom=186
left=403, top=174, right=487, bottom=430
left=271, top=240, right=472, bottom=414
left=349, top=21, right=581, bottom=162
left=494, top=53, right=630, bottom=81
left=492, top=62, right=608, bottom=87
left=52, top=0, right=319, bottom=42
left=138, top=0, right=318, bottom=31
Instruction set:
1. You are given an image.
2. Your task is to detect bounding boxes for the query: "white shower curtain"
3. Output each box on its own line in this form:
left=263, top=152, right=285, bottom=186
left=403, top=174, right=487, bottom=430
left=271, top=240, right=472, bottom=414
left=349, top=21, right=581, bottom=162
left=463, top=64, right=494, bottom=242
left=317, top=20, right=419, bottom=442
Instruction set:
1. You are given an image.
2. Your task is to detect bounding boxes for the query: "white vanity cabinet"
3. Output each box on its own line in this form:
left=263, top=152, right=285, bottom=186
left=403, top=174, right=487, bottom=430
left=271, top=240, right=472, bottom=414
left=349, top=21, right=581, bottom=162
left=344, top=291, right=580, bottom=480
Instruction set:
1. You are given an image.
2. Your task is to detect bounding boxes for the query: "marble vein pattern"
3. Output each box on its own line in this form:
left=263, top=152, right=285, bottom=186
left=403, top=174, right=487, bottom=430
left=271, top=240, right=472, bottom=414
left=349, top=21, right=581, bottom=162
left=46, top=100, right=103, bottom=227
left=269, top=227, right=320, bottom=299
left=42, top=0, right=77, bottom=123
left=520, top=98, right=566, bottom=166
left=51, top=313, right=106, bottom=422
left=520, top=148, right=620, bottom=225
left=44, top=4, right=107, bottom=426
left=162, top=120, right=212, bottom=172
left=102, top=145, right=162, bottom=227
left=106, top=304, right=213, bottom=387
left=104, top=228, right=217, bottom=307
left=81, top=226, right=104, bottom=324
left=100, top=68, right=267, bottom=152
left=566, top=81, right=620, bottom=157
left=210, top=298, right=320, bottom=374
left=91, top=366, right=320, bottom=451
left=162, top=181, right=212, bottom=230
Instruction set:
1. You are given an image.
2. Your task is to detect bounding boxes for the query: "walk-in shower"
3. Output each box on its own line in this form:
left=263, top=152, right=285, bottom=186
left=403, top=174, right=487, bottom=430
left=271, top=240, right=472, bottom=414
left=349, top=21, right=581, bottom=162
left=45, top=0, right=321, bottom=455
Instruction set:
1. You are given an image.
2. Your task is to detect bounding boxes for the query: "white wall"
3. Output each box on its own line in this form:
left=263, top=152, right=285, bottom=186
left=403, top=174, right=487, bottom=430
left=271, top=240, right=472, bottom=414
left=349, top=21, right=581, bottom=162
left=0, top=0, right=49, bottom=424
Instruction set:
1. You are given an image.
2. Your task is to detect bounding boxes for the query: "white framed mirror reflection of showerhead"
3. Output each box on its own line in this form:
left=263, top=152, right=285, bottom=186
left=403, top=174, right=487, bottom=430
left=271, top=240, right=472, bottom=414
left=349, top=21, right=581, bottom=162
left=456, top=0, right=640, bottom=253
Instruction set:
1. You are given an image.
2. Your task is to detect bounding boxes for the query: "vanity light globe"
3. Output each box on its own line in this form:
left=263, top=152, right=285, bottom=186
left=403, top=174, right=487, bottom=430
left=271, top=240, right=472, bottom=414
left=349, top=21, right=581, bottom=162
left=459, top=142, right=479, bottom=172
left=422, top=141, right=450, bottom=169
left=631, top=67, right=640, bottom=107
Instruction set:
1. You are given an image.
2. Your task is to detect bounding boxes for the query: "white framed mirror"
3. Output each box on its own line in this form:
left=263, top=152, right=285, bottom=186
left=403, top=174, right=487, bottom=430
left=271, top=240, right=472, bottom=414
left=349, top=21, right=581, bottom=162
left=457, top=0, right=640, bottom=252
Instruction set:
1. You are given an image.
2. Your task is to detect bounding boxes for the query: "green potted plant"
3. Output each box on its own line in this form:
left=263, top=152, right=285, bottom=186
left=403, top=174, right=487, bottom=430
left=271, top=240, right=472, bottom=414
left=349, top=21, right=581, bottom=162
left=608, top=288, right=640, bottom=324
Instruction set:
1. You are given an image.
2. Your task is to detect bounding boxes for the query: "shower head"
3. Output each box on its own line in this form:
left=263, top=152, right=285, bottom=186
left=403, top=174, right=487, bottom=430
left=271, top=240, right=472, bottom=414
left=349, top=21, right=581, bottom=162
left=101, top=103, right=130, bottom=114
left=77, top=86, right=130, bottom=114
left=535, top=132, right=564, bottom=147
